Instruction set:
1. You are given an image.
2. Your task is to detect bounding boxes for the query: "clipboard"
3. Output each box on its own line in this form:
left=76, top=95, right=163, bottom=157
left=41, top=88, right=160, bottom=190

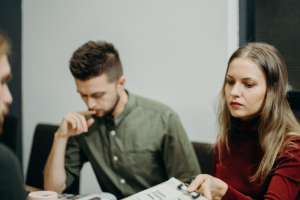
left=122, top=177, right=208, bottom=200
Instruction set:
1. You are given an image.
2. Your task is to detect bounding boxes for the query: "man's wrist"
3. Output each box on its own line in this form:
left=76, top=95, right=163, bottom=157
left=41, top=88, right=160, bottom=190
left=54, top=131, right=69, bottom=142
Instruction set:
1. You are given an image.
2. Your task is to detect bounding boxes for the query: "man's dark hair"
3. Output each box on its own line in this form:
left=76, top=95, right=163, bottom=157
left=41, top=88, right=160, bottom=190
left=69, top=41, right=123, bottom=82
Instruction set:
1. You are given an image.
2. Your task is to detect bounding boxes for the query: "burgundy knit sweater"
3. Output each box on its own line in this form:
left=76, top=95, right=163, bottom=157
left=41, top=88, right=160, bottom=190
left=213, top=117, right=300, bottom=199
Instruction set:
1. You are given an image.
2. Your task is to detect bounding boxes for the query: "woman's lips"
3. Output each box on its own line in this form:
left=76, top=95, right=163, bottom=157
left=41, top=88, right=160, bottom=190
left=230, top=101, right=242, bottom=108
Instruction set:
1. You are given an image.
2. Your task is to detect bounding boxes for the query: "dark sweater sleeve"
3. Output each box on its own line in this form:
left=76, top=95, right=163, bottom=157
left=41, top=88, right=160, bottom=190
left=222, top=140, right=300, bottom=200
left=0, top=143, right=26, bottom=200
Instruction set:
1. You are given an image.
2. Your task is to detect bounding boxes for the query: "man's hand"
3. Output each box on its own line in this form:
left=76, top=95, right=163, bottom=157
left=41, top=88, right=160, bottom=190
left=44, top=110, right=96, bottom=193
left=56, top=110, right=96, bottom=138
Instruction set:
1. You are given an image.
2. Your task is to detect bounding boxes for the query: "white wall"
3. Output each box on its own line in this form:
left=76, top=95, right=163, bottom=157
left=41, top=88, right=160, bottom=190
left=22, top=0, right=238, bottom=194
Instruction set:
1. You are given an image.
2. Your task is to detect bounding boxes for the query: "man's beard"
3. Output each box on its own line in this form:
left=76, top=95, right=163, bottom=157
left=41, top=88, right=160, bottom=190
left=90, top=93, right=120, bottom=119
left=0, top=106, right=9, bottom=135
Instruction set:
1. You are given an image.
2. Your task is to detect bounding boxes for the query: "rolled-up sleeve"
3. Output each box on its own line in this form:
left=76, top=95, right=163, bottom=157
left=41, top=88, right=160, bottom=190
left=65, top=136, right=88, bottom=189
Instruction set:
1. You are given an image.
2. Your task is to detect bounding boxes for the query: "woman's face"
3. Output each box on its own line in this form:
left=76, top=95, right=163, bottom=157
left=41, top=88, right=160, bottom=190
left=225, top=57, right=267, bottom=121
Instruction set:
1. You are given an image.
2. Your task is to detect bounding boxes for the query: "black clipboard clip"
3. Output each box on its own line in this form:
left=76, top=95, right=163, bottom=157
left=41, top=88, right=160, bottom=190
left=177, top=183, right=203, bottom=199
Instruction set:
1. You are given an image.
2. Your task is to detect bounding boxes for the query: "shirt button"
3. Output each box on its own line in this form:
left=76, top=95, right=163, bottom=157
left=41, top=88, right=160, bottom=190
left=113, top=156, right=118, bottom=161
left=111, top=130, right=116, bottom=136
left=120, top=179, right=126, bottom=184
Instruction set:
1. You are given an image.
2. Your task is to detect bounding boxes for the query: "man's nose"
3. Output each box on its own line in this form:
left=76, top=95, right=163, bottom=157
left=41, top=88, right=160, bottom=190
left=87, top=97, right=97, bottom=109
left=4, top=84, right=12, bottom=105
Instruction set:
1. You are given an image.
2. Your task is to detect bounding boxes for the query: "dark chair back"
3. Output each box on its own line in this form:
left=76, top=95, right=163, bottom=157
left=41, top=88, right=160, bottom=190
left=26, top=124, right=80, bottom=194
left=288, top=91, right=300, bottom=122
left=191, top=142, right=214, bottom=175
left=0, top=114, right=18, bottom=152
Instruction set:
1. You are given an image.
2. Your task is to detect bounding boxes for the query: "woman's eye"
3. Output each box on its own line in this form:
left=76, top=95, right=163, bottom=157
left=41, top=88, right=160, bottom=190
left=245, top=83, right=254, bottom=88
left=227, top=80, right=234, bottom=85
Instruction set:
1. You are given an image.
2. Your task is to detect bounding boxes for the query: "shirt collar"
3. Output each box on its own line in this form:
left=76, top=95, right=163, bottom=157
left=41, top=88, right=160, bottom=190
left=114, top=90, right=136, bottom=127
left=94, top=90, right=136, bottom=129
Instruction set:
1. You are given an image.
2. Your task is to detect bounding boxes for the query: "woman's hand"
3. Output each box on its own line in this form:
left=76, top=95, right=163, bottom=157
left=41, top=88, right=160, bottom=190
left=187, top=174, right=228, bottom=200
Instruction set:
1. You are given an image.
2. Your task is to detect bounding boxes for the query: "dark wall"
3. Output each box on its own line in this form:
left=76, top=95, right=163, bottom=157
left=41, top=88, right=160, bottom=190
left=255, top=0, right=300, bottom=90
left=0, top=0, right=22, bottom=166
left=240, top=0, right=300, bottom=91
left=239, top=0, right=255, bottom=46
left=240, top=0, right=300, bottom=121
left=255, top=1, right=300, bottom=121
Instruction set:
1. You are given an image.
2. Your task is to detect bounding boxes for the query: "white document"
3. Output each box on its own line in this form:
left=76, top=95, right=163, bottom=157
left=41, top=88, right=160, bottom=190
left=123, top=177, right=208, bottom=200
left=76, top=193, right=117, bottom=200
left=58, top=192, right=117, bottom=200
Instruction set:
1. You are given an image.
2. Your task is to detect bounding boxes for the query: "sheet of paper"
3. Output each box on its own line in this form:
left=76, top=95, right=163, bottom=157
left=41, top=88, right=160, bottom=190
left=58, top=192, right=116, bottom=200
left=124, top=178, right=208, bottom=200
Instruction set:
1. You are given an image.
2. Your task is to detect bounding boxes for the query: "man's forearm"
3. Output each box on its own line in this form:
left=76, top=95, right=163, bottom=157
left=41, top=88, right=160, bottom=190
left=43, top=132, right=69, bottom=193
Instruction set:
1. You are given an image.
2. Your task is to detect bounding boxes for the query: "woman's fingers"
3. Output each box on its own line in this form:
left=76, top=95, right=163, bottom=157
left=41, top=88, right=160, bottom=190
left=188, top=174, right=213, bottom=200
left=188, top=174, right=206, bottom=192
left=199, top=180, right=212, bottom=200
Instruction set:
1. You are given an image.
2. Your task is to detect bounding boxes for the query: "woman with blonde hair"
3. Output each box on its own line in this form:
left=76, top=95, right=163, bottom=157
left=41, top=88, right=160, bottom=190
left=188, top=42, right=300, bottom=199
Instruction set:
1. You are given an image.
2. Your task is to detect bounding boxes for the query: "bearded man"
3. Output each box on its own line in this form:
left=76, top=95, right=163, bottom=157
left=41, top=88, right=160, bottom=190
left=44, top=41, right=200, bottom=199
left=0, top=32, right=26, bottom=199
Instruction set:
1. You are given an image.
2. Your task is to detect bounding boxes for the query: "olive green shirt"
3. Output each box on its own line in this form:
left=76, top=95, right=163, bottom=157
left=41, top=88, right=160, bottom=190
left=65, top=91, right=201, bottom=199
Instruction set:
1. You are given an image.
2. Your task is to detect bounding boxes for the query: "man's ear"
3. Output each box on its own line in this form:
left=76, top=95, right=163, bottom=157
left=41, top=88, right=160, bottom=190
left=117, top=76, right=126, bottom=91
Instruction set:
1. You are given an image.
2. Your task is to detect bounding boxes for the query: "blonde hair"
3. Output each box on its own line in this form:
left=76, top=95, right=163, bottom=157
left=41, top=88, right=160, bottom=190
left=0, top=32, right=10, bottom=58
left=216, top=42, right=300, bottom=183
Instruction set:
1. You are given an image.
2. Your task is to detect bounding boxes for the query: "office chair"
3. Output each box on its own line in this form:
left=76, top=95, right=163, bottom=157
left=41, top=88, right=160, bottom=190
left=191, top=142, right=214, bottom=175
left=288, top=91, right=300, bottom=122
left=26, top=124, right=80, bottom=194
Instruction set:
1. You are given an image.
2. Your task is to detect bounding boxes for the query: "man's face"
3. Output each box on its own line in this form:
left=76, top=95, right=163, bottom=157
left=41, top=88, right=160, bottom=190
left=0, top=55, right=12, bottom=133
left=75, top=74, right=121, bottom=118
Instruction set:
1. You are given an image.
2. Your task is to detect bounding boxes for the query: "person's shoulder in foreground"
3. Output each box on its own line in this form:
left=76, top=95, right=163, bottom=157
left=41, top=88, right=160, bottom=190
left=0, top=143, right=26, bottom=199
left=0, top=31, right=26, bottom=200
